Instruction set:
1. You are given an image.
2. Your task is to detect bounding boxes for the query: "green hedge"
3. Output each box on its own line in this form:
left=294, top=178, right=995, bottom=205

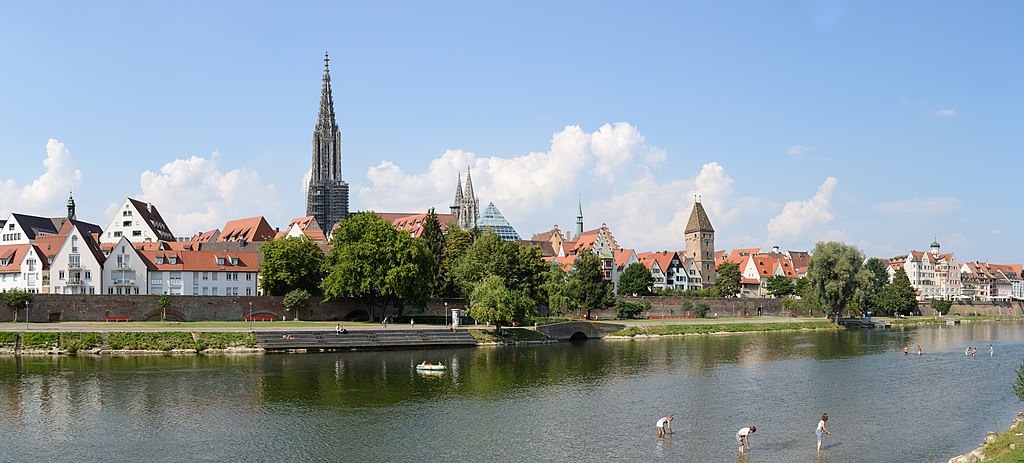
left=194, top=332, right=257, bottom=349
left=611, top=322, right=836, bottom=337
left=0, top=332, right=18, bottom=347
left=20, top=332, right=102, bottom=352
left=108, top=332, right=197, bottom=351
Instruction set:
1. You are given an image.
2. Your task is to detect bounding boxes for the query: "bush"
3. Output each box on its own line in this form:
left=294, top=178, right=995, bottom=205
left=0, top=332, right=18, bottom=347
left=695, top=301, right=711, bottom=318
left=616, top=300, right=646, bottom=319
left=108, top=332, right=197, bottom=351
left=22, top=332, right=59, bottom=349
left=930, top=299, right=953, bottom=316
left=195, top=332, right=257, bottom=349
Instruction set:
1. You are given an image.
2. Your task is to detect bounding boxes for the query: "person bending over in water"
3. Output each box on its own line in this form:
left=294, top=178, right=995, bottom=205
left=816, top=413, right=831, bottom=453
left=656, top=415, right=673, bottom=437
left=737, top=425, right=755, bottom=454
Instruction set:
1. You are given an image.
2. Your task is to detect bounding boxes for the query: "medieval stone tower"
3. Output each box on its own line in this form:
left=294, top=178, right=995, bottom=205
left=306, top=52, right=349, bottom=228
left=683, top=198, right=716, bottom=287
left=450, top=167, right=480, bottom=230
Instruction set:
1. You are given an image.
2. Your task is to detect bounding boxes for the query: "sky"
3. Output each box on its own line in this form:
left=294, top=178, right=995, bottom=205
left=1, top=1, right=1022, bottom=263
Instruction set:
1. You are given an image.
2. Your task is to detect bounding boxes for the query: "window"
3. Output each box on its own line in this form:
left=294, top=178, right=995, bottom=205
left=156, top=256, right=164, bottom=264
left=71, top=236, right=78, bottom=253
left=246, top=273, right=252, bottom=281
left=230, top=257, right=238, bottom=266
left=216, top=257, right=225, bottom=265
left=202, top=272, right=208, bottom=280
left=59, top=270, right=65, bottom=279
left=212, top=273, right=218, bottom=281
left=84, top=271, right=91, bottom=279
left=133, top=230, right=142, bottom=237
left=7, top=223, right=13, bottom=230
left=168, top=256, right=177, bottom=264
left=113, top=231, right=122, bottom=237
left=211, top=287, right=218, bottom=295
left=246, top=287, right=252, bottom=296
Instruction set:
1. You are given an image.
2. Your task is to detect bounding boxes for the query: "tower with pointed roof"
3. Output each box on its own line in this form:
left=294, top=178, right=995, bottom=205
left=306, top=52, right=349, bottom=229
left=67, top=192, right=76, bottom=220
left=683, top=197, right=716, bottom=287
left=450, top=167, right=479, bottom=229
left=576, top=198, right=584, bottom=237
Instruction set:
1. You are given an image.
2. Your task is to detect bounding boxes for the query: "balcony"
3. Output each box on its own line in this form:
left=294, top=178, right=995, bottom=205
left=113, top=279, right=136, bottom=286
left=68, top=262, right=83, bottom=270
left=168, top=279, right=183, bottom=287
left=116, top=263, right=133, bottom=270
left=150, top=280, right=163, bottom=286
left=66, top=278, right=84, bottom=286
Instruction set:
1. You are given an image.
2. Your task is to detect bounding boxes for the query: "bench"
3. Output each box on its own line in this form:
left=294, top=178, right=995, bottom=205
left=244, top=315, right=276, bottom=322
left=105, top=316, right=130, bottom=322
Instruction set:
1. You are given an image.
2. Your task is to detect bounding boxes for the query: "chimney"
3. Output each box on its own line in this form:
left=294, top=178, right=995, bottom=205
left=147, top=203, right=152, bottom=213
left=772, top=245, right=780, bottom=253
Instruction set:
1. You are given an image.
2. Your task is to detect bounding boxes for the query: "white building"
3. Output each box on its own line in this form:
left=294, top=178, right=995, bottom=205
left=101, top=236, right=149, bottom=295
left=141, top=249, right=259, bottom=296
left=0, top=244, right=47, bottom=294
left=50, top=222, right=105, bottom=295
left=101, top=198, right=175, bottom=244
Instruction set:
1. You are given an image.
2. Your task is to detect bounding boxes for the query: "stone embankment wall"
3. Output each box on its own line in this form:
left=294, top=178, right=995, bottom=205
left=922, top=300, right=1024, bottom=317
left=0, top=294, right=463, bottom=323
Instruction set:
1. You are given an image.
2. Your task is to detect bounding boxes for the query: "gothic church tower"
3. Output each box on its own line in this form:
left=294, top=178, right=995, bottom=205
left=683, top=198, right=716, bottom=287
left=306, top=52, right=349, bottom=228
left=450, top=167, right=479, bottom=229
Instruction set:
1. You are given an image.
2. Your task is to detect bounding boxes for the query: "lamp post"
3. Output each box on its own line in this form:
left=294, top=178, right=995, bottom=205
left=248, top=301, right=253, bottom=332
left=444, top=301, right=448, bottom=327
left=24, top=300, right=29, bottom=330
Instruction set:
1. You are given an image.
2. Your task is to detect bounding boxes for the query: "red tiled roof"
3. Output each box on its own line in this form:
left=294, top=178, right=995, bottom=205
left=138, top=249, right=259, bottom=272
left=0, top=244, right=31, bottom=273
left=218, top=217, right=276, bottom=243
left=614, top=248, right=636, bottom=270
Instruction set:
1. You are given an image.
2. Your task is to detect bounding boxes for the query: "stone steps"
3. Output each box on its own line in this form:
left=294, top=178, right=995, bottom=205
left=255, top=329, right=476, bottom=351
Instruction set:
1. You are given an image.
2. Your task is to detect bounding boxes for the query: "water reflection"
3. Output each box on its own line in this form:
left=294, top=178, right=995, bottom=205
left=0, top=322, right=1021, bottom=462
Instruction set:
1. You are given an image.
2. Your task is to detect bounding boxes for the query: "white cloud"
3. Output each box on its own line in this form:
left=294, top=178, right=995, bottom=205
left=0, top=139, right=83, bottom=218
left=136, top=151, right=283, bottom=236
left=992, top=229, right=1003, bottom=236
left=767, top=177, right=838, bottom=242
left=898, top=96, right=907, bottom=104
left=356, top=122, right=665, bottom=221
left=872, top=197, right=961, bottom=216
left=787, top=144, right=813, bottom=156
left=934, top=108, right=956, bottom=117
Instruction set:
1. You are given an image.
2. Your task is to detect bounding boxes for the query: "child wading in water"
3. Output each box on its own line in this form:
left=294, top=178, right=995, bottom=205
left=816, top=413, right=831, bottom=453
left=656, top=415, right=673, bottom=437
left=736, top=425, right=755, bottom=454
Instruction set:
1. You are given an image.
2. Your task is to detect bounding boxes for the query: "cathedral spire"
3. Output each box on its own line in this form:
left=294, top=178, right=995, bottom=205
left=464, top=167, right=475, bottom=200
left=317, top=52, right=337, bottom=129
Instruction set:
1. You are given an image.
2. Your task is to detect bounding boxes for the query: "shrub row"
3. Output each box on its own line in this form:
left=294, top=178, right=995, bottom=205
left=611, top=322, right=836, bottom=337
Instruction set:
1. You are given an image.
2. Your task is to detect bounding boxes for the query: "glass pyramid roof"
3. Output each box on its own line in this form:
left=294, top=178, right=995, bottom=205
left=475, top=202, right=521, bottom=241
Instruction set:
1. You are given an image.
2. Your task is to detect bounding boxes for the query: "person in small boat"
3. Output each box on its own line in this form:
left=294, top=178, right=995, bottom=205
left=656, top=415, right=672, bottom=437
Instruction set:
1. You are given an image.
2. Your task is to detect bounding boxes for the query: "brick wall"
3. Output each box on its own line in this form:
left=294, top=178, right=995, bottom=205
left=1, top=294, right=466, bottom=322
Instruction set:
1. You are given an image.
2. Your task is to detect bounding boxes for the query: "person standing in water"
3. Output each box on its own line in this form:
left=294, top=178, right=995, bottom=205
left=990, top=344, right=994, bottom=356
left=916, top=345, right=923, bottom=355
left=816, top=413, right=831, bottom=453
left=736, top=425, right=755, bottom=454
left=903, top=345, right=909, bottom=356
left=656, top=415, right=673, bottom=437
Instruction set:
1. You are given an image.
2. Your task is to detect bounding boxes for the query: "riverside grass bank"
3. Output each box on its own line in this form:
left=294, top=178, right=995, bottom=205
left=1, top=315, right=1021, bottom=355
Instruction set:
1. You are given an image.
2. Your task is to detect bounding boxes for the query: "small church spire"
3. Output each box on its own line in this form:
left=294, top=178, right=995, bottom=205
left=66, top=191, right=76, bottom=220
left=576, top=195, right=584, bottom=236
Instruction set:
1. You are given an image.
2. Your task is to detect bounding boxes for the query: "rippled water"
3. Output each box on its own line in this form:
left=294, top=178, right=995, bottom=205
left=1, top=322, right=1022, bottom=462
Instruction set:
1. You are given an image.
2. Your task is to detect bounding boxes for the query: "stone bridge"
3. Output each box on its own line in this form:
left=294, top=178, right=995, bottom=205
left=535, top=321, right=626, bottom=341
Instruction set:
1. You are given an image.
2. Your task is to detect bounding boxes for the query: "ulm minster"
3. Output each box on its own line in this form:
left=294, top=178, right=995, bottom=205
left=0, top=53, right=1020, bottom=310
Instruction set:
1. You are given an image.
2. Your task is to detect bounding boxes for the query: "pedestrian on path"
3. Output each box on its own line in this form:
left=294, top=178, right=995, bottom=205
left=656, top=415, right=673, bottom=437
left=382, top=317, right=388, bottom=329
left=816, top=413, right=831, bottom=453
left=410, top=318, right=415, bottom=328
left=736, top=425, right=755, bottom=455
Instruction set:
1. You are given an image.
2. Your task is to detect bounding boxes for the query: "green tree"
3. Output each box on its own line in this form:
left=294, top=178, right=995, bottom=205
left=439, top=226, right=472, bottom=297
left=764, top=275, right=795, bottom=298
left=468, top=275, right=532, bottom=329
left=259, top=236, right=326, bottom=296
left=616, top=300, right=648, bottom=319
left=807, top=241, right=865, bottom=321
left=419, top=208, right=446, bottom=297
left=618, top=262, right=653, bottom=296
left=540, top=262, right=575, bottom=316
left=695, top=301, right=711, bottom=318
left=567, top=251, right=613, bottom=319
left=321, top=212, right=433, bottom=320
left=852, top=258, right=890, bottom=315
left=157, top=293, right=171, bottom=321
left=715, top=261, right=741, bottom=298
left=879, top=267, right=917, bottom=316
left=930, top=299, right=952, bottom=316
left=282, top=288, right=310, bottom=321
left=453, top=231, right=545, bottom=302
left=3, top=288, right=31, bottom=323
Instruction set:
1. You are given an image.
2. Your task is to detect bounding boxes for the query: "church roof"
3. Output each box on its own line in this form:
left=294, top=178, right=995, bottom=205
left=684, top=202, right=715, bottom=234
left=476, top=202, right=520, bottom=241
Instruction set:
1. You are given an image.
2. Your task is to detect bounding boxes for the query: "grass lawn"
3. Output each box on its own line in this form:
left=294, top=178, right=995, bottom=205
left=972, top=419, right=1024, bottom=463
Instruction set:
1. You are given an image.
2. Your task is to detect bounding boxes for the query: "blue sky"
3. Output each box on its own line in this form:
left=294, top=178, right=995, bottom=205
left=1, top=1, right=1021, bottom=263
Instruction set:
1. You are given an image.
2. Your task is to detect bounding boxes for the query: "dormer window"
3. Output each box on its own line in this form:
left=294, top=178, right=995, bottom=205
left=230, top=257, right=238, bottom=266
left=216, top=257, right=225, bottom=265
left=168, top=256, right=177, bottom=264
left=156, top=256, right=164, bottom=264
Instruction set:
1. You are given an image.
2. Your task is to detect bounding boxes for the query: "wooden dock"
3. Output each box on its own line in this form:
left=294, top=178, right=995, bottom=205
left=255, top=329, right=478, bottom=351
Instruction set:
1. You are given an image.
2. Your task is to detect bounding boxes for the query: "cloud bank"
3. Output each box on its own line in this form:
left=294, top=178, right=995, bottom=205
left=767, top=177, right=838, bottom=243
left=0, top=139, right=82, bottom=217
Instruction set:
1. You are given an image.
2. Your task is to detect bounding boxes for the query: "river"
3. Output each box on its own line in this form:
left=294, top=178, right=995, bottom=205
left=0, top=322, right=1021, bottom=462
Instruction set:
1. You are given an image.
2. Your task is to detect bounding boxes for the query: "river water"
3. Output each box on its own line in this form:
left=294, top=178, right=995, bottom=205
left=0, top=322, right=1021, bottom=462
